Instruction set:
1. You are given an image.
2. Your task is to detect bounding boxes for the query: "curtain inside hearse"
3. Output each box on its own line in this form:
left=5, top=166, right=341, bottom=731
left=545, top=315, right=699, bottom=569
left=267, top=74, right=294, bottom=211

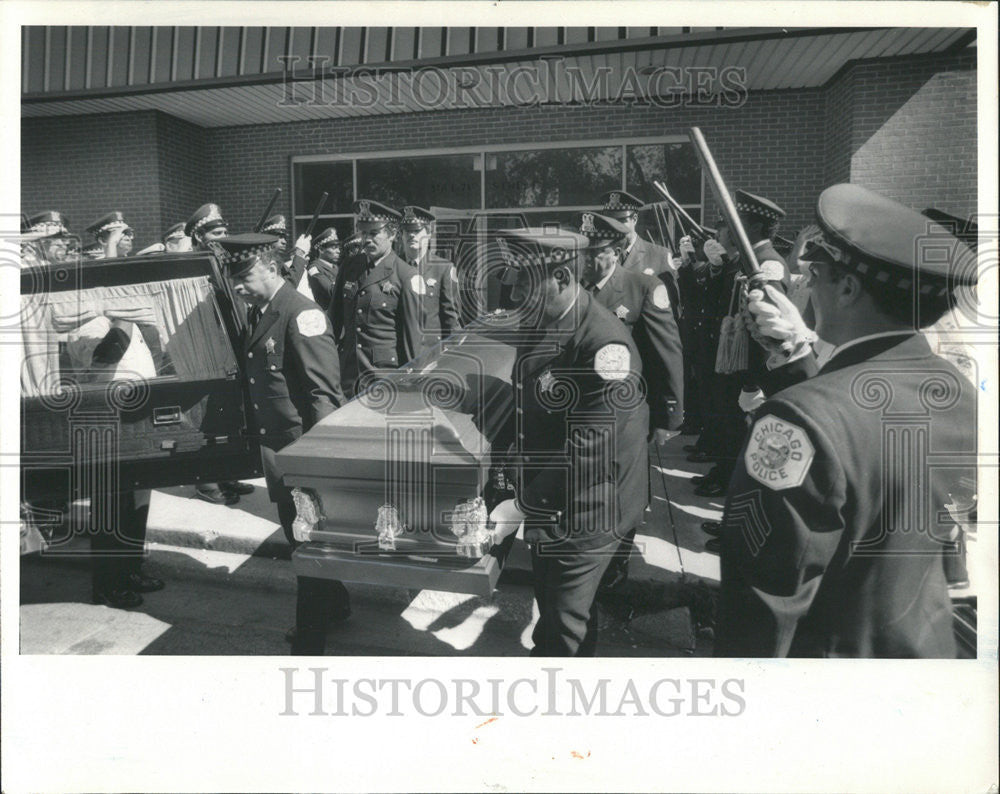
left=21, top=276, right=237, bottom=398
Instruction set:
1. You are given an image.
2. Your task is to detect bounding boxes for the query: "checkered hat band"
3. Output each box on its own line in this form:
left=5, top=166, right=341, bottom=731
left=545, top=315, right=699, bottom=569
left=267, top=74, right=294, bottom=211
left=808, top=230, right=949, bottom=296
left=736, top=201, right=781, bottom=221
left=30, top=222, right=65, bottom=234
left=96, top=221, right=128, bottom=235
left=214, top=243, right=276, bottom=266
left=194, top=214, right=225, bottom=233
left=262, top=223, right=286, bottom=233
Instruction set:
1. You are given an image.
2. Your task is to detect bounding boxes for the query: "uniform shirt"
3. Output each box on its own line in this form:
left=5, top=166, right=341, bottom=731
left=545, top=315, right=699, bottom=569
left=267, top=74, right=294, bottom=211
left=244, top=281, right=344, bottom=451
left=306, top=256, right=338, bottom=312
left=589, top=264, right=684, bottom=431
left=511, top=289, right=650, bottom=551
left=331, top=249, right=422, bottom=394
left=716, top=333, right=975, bottom=658
left=410, top=252, right=461, bottom=353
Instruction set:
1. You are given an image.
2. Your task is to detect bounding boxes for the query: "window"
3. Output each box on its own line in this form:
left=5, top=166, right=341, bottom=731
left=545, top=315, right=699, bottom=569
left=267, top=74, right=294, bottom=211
left=292, top=137, right=703, bottom=234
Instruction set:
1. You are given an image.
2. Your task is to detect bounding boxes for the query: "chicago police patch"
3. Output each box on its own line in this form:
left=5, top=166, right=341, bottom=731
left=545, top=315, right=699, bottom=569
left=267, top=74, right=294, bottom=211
left=594, top=343, right=630, bottom=381
left=652, top=283, right=671, bottom=309
left=744, top=413, right=814, bottom=490
left=295, top=309, right=327, bottom=337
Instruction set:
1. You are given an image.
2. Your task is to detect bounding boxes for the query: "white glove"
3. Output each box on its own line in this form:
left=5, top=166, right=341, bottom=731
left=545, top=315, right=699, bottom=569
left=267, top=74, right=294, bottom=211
left=294, top=234, right=312, bottom=257
left=703, top=238, right=726, bottom=267
left=745, top=284, right=816, bottom=368
left=738, top=387, right=766, bottom=413
left=488, top=498, right=525, bottom=544
left=678, top=236, right=696, bottom=262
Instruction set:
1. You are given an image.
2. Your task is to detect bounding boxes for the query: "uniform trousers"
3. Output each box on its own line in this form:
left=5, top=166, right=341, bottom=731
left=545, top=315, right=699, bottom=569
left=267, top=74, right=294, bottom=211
left=530, top=542, right=616, bottom=657
left=90, top=489, right=149, bottom=595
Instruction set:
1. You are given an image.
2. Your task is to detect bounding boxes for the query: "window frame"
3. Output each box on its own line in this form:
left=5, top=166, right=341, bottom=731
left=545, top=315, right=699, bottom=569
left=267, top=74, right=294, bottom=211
left=289, top=135, right=704, bottom=234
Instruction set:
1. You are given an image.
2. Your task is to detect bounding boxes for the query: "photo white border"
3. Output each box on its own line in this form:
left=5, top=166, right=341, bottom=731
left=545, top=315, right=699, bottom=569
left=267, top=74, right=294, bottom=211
left=2, top=3, right=997, bottom=792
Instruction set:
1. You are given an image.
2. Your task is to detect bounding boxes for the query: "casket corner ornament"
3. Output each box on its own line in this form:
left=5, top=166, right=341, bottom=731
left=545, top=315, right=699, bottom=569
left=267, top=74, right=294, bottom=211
left=449, top=496, right=493, bottom=559
left=375, top=502, right=404, bottom=551
left=291, top=487, right=325, bottom=542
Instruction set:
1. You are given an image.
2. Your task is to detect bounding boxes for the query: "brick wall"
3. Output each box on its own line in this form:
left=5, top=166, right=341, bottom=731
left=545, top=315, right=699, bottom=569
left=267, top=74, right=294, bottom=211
left=207, top=88, right=828, bottom=235
left=21, top=111, right=162, bottom=247
left=21, top=49, right=977, bottom=245
left=847, top=51, right=976, bottom=219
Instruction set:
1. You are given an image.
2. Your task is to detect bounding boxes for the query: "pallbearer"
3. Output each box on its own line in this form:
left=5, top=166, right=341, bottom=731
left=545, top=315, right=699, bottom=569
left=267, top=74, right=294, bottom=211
left=399, top=205, right=462, bottom=353
left=213, top=233, right=351, bottom=653
left=489, top=227, right=649, bottom=657
left=330, top=199, right=422, bottom=397
left=579, top=212, right=685, bottom=590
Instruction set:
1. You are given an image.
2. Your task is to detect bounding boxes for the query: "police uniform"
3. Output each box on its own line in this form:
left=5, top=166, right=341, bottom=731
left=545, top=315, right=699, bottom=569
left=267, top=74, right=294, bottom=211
left=500, top=228, right=650, bottom=656
left=400, top=206, right=462, bottom=353
left=330, top=200, right=422, bottom=396
left=185, top=203, right=228, bottom=249
left=214, top=234, right=350, bottom=651
left=306, top=227, right=341, bottom=312
left=581, top=212, right=684, bottom=432
left=600, top=190, right=681, bottom=321
left=86, top=211, right=133, bottom=257
left=21, top=211, right=71, bottom=266
left=716, top=184, right=978, bottom=658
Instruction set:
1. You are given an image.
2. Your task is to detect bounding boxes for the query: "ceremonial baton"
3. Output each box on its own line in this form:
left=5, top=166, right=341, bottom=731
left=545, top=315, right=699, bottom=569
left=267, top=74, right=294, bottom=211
left=302, top=191, right=329, bottom=238
left=253, top=188, right=282, bottom=233
left=652, top=180, right=708, bottom=240
left=686, top=127, right=763, bottom=282
left=653, top=442, right=686, bottom=579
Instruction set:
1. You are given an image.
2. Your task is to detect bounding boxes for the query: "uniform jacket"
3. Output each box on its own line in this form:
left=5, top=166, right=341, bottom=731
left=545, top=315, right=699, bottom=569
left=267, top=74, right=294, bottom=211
left=244, top=281, right=344, bottom=452
left=330, top=250, right=422, bottom=394
left=511, top=289, right=651, bottom=552
left=622, top=236, right=680, bottom=323
left=589, top=265, right=684, bottom=431
left=306, top=256, right=338, bottom=312
left=412, top=252, right=461, bottom=353
left=716, top=333, right=975, bottom=658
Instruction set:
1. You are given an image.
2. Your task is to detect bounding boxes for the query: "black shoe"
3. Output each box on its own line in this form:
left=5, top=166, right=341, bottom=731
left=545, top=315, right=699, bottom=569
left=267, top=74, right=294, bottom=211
left=221, top=480, right=255, bottom=496
left=701, top=521, right=723, bottom=537
left=93, top=588, right=143, bottom=609
left=691, top=467, right=719, bottom=486
left=678, top=423, right=702, bottom=435
left=687, top=451, right=716, bottom=464
left=126, top=572, right=165, bottom=593
left=683, top=444, right=700, bottom=453
left=694, top=481, right=726, bottom=497
left=196, top=486, right=239, bottom=506
left=704, top=537, right=721, bottom=554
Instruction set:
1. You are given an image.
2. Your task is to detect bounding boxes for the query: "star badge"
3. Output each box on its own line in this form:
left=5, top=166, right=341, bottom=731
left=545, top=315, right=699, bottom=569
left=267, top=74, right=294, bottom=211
left=615, top=305, right=630, bottom=320
left=538, top=369, right=555, bottom=394
left=265, top=337, right=276, bottom=354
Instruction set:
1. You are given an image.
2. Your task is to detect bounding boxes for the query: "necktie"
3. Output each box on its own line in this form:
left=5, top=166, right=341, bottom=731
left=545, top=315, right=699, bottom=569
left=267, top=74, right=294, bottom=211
left=248, top=305, right=261, bottom=332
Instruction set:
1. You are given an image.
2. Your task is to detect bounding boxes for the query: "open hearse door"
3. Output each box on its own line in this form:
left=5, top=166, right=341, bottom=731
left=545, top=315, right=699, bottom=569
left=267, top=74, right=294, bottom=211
left=20, top=251, right=263, bottom=545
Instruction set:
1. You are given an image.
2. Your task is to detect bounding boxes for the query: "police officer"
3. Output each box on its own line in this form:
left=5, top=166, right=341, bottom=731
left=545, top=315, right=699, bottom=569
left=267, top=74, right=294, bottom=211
left=399, top=205, right=462, bottom=354
left=163, top=222, right=191, bottom=253
left=213, top=233, right=351, bottom=653
left=714, top=184, right=978, bottom=657
left=22, top=211, right=72, bottom=266
left=86, top=211, right=134, bottom=259
left=489, top=227, right=650, bottom=657
left=185, top=203, right=256, bottom=505
left=330, top=199, right=422, bottom=397
left=306, top=227, right=342, bottom=312
left=260, top=213, right=313, bottom=290
left=579, top=212, right=685, bottom=589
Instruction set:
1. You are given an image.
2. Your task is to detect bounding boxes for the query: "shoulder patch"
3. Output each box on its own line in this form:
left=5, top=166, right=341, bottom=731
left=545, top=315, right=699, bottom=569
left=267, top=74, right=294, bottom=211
left=652, top=283, right=671, bottom=310
left=759, top=259, right=785, bottom=282
left=594, top=343, right=630, bottom=381
left=295, top=309, right=327, bottom=338
left=744, top=413, right=814, bottom=490
left=308, top=265, right=319, bottom=276
left=410, top=274, right=427, bottom=295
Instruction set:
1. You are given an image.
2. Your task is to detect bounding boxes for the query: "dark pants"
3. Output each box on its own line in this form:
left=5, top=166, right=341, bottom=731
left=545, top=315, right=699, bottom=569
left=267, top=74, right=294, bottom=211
left=90, top=489, right=149, bottom=595
left=530, top=543, right=616, bottom=657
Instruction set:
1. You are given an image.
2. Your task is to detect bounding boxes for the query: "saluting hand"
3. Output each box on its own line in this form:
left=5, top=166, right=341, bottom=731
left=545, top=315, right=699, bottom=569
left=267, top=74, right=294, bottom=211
left=295, top=234, right=312, bottom=258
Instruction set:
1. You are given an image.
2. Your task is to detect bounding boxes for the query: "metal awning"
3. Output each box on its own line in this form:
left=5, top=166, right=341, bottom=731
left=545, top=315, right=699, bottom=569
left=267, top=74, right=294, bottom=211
left=22, top=26, right=975, bottom=127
